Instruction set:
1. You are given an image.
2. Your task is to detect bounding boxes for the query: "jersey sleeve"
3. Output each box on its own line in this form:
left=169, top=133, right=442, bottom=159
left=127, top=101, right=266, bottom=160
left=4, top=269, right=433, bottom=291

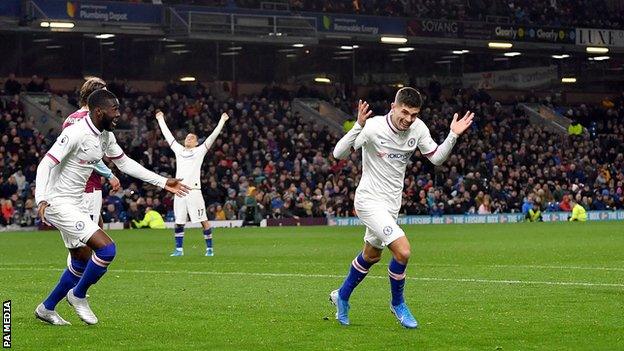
left=93, top=160, right=113, bottom=179
left=353, top=123, right=370, bottom=150
left=46, top=128, right=80, bottom=164
left=333, top=122, right=363, bottom=159
left=103, top=132, right=126, bottom=160
left=156, top=115, right=184, bottom=154
left=416, top=124, right=438, bottom=156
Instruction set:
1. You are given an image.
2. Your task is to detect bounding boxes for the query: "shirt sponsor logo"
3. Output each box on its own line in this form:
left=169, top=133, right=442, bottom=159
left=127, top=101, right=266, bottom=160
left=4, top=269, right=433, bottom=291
left=387, top=153, right=411, bottom=160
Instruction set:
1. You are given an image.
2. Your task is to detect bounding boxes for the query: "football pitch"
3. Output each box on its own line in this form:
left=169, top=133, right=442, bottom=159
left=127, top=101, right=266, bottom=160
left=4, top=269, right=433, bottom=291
left=1, top=222, right=623, bottom=350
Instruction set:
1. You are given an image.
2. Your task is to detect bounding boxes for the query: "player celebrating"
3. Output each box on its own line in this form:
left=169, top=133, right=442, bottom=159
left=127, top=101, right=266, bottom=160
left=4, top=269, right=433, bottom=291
left=34, top=89, right=189, bottom=326
left=330, top=88, right=473, bottom=328
left=63, top=77, right=121, bottom=226
left=155, top=110, right=229, bottom=257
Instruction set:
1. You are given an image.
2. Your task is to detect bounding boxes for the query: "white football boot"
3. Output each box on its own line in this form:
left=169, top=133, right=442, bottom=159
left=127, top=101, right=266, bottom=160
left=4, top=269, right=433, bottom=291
left=34, top=303, right=71, bottom=326
left=66, top=289, right=98, bottom=325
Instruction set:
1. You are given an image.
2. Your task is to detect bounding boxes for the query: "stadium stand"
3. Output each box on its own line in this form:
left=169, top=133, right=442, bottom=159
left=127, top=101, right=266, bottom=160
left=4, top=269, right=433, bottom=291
left=146, top=0, right=624, bottom=28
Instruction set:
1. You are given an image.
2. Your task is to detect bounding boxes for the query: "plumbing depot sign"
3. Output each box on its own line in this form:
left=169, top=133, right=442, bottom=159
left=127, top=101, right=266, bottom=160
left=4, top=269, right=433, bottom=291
left=576, top=28, right=624, bottom=48
left=32, top=0, right=162, bottom=24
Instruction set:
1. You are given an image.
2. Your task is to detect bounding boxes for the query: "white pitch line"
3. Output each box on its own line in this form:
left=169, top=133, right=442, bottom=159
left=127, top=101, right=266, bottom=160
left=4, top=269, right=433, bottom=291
left=490, top=264, right=624, bottom=272
left=1, top=267, right=623, bottom=288
left=4, top=262, right=624, bottom=272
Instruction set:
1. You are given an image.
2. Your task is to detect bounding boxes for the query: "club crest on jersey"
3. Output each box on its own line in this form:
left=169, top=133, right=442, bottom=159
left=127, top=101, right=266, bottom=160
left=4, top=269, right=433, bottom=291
left=75, top=221, right=85, bottom=230
left=407, top=138, right=416, bottom=147
left=383, top=226, right=393, bottom=236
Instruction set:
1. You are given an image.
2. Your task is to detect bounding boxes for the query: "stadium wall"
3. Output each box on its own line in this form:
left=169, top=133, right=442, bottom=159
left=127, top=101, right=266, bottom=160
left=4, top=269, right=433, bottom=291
left=2, top=211, right=622, bottom=233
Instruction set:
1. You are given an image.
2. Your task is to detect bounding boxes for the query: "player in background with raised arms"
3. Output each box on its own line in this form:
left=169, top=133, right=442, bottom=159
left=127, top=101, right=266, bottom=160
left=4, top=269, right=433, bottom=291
left=62, top=77, right=121, bottom=227
left=34, top=90, right=189, bottom=326
left=330, top=88, right=474, bottom=328
left=155, top=110, right=229, bottom=257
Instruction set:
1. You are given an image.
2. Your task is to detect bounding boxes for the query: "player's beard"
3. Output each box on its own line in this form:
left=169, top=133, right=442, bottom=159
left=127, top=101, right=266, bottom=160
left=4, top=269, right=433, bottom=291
left=103, top=116, right=119, bottom=131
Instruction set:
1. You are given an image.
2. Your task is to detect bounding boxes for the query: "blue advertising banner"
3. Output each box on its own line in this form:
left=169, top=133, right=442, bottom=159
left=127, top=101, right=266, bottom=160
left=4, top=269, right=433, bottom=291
left=0, top=0, right=20, bottom=18
left=316, top=13, right=405, bottom=36
left=332, top=211, right=624, bottom=226
left=33, top=0, right=162, bottom=24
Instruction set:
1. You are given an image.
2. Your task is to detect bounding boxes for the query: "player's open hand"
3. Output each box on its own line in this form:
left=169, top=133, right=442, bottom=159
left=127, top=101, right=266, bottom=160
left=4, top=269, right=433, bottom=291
left=164, top=178, right=190, bottom=197
left=155, top=110, right=165, bottom=120
left=450, top=110, right=474, bottom=135
left=356, top=99, right=373, bottom=127
left=37, top=201, right=50, bottom=226
left=108, top=175, right=121, bottom=192
left=220, top=112, right=230, bottom=122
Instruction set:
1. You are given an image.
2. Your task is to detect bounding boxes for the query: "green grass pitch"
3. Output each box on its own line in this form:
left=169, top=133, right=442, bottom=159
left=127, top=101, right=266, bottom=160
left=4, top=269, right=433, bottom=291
left=1, top=222, right=623, bottom=350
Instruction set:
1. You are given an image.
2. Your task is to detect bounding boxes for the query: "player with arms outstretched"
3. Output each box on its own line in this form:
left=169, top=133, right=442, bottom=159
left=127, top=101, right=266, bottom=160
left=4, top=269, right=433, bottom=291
left=330, top=88, right=474, bottom=328
left=34, top=90, right=189, bottom=326
left=155, top=110, right=229, bottom=257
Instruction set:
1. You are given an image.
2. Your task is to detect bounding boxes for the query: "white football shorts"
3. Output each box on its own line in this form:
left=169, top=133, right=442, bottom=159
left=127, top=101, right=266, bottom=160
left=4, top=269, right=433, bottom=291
left=44, top=202, right=100, bottom=249
left=354, top=198, right=405, bottom=249
left=174, top=189, right=208, bottom=224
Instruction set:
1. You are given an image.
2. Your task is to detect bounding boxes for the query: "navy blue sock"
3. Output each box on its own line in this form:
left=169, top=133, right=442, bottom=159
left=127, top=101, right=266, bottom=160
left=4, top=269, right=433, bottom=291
left=338, top=252, right=374, bottom=301
left=174, top=226, right=184, bottom=249
left=204, top=228, right=213, bottom=249
left=388, top=258, right=407, bottom=306
left=43, top=259, right=87, bottom=310
left=73, top=243, right=116, bottom=299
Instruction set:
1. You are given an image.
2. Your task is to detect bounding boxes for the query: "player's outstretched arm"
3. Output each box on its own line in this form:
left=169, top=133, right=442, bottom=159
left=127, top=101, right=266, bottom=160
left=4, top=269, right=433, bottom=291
left=202, top=112, right=229, bottom=151
left=333, top=100, right=372, bottom=159
left=110, top=154, right=189, bottom=196
left=155, top=110, right=184, bottom=152
left=424, top=110, right=474, bottom=166
left=106, top=133, right=189, bottom=196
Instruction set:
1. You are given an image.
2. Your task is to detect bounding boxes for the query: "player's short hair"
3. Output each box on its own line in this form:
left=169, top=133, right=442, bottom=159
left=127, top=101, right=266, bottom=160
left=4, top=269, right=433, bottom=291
left=394, top=87, right=423, bottom=109
left=79, top=77, right=106, bottom=107
left=87, top=89, right=117, bottom=111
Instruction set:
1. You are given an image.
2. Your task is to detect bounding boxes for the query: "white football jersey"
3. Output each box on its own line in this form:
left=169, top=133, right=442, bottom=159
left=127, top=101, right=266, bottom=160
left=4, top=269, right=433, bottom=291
left=354, top=113, right=438, bottom=212
left=169, top=142, right=208, bottom=190
left=41, top=115, right=125, bottom=206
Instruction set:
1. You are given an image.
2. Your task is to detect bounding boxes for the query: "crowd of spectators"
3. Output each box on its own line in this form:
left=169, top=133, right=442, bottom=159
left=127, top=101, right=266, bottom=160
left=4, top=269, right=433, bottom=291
left=292, top=0, right=623, bottom=29
left=0, top=94, right=44, bottom=228
left=1, top=75, right=623, bottom=229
